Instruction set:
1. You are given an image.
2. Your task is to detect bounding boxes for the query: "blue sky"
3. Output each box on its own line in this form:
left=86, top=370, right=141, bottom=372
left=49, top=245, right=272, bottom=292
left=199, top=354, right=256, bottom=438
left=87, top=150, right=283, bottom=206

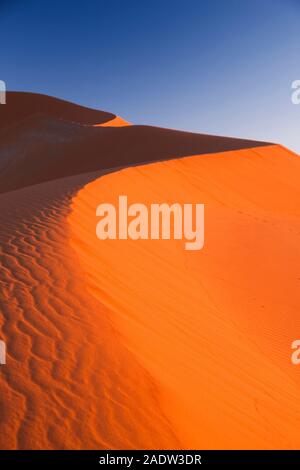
left=1, top=0, right=299, bottom=152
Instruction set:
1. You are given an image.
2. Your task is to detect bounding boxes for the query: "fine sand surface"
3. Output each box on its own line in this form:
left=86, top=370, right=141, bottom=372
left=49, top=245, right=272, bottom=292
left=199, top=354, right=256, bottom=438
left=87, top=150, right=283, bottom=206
left=0, top=174, right=180, bottom=449
left=1, top=92, right=299, bottom=449
left=69, top=145, right=300, bottom=449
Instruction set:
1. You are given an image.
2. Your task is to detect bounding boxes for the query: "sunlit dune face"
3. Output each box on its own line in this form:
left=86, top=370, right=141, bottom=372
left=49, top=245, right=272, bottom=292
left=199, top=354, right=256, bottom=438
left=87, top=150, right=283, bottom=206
left=2, top=91, right=292, bottom=450
left=0, top=175, right=179, bottom=450
left=69, top=145, right=300, bottom=449
left=94, top=116, right=131, bottom=127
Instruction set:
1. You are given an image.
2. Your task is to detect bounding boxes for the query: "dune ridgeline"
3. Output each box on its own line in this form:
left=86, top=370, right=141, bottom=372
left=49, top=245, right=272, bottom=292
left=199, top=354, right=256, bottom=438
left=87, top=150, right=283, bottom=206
left=0, top=92, right=299, bottom=449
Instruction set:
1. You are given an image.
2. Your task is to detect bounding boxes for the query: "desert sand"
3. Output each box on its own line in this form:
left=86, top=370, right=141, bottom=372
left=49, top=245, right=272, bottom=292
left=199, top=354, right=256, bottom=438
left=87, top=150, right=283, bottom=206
left=0, top=92, right=299, bottom=449
left=69, top=144, right=300, bottom=449
left=0, top=92, right=268, bottom=194
left=96, top=116, right=131, bottom=127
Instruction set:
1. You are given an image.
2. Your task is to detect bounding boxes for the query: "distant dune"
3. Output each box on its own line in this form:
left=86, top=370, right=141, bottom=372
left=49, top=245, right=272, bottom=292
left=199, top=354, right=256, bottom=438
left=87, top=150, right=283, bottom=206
left=96, top=116, right=131, bottom=127
left=0, top=92, right=269, bottom=193
left=0, top=92, right=115, bottom=130
left=1, top=92, right=299, bottom=449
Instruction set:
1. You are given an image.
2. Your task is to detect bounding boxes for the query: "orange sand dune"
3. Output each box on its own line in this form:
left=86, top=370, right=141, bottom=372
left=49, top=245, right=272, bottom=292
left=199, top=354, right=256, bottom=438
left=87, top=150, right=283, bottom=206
left=0, top=93, right=269, bottom=194
left=95, top=116, right=131, bottom=127
left=69, top=144, right=300, bottom=449
left=0, top=173, right=179, bottom=449
left=1, top=92, right=298, bottom=450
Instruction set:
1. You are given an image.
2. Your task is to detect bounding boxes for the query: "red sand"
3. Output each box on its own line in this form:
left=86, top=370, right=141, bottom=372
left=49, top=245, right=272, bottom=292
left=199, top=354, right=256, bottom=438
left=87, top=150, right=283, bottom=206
left=95, top=116, right=131, bottom=127
left=0, top=93, right=269, bottom=194
left=69, top=145, right=300, bottom=449
left=1, top=92, right=299, bottom=449
left=0, top=92, right=115, bottom=130
left=0, top=174, right=179, bottom=449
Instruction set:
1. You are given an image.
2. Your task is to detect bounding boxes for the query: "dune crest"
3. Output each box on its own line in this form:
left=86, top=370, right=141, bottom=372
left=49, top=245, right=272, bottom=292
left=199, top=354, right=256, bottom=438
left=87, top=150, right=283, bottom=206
left=0, top=92, right=115, bottom=130
left=95, top=116, right=131, bottom=127
left=0, top=92, right=270, bottom=194
left=69, top=144, right=300, bottom=449
left=1, top=92, right=297, bottom=449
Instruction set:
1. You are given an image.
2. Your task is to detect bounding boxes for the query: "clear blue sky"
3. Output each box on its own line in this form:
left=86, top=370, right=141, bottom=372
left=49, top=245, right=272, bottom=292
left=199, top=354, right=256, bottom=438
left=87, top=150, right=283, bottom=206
left=1, top=0, right=299, bottom=152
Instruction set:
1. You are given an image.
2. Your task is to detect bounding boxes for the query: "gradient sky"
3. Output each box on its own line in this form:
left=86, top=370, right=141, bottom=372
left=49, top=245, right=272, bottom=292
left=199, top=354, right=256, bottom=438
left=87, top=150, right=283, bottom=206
left=1, top=0, right=299, bottom=152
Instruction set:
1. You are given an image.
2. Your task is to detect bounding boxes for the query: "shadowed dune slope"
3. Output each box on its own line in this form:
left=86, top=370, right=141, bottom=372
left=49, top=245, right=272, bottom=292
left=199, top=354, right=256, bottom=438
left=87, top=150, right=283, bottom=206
left=0, top=92, right=293, bottom=449
left=69, top=144, right=300, bottom=449
left=0, top=92, right=115, bottom=131
left=0, top=173, right=180, bottom=449
left=0, top=92, right=271, bottom=194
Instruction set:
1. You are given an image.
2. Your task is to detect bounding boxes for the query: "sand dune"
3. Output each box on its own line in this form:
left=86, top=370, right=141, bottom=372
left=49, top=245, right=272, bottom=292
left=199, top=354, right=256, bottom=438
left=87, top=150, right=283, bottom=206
left=0, top=92, right=269, bottom=193
left=0, top=92, right=115, bottom=130
left=0, top=173, right=180, bottom=449
left=69, top=145, right=300, bottom=449
left=96, top=116, right=131, bottom=127
left=0, top=92, right=299, bottom=449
